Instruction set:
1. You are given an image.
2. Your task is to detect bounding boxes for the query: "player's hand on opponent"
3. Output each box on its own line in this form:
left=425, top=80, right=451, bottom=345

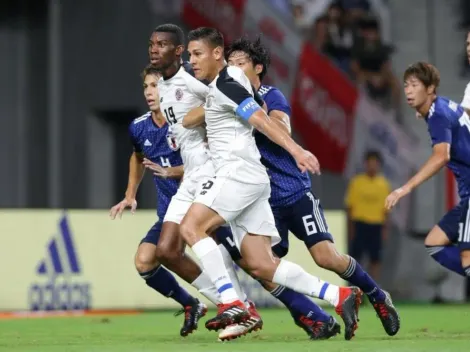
left=293, top=148, right=321, bottom=175
left=109, top=198, right=137, bottom=219
left=385, top=186, right=410, bottom=210
left=142, top=158, right=169, bottom=178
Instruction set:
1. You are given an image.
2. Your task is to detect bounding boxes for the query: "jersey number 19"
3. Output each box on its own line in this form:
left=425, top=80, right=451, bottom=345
left=164, top=107, right=177, bottom=125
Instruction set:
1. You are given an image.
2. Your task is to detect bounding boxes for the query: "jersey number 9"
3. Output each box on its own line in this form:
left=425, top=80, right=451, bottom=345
left=164, top=107, right=177, bottom=125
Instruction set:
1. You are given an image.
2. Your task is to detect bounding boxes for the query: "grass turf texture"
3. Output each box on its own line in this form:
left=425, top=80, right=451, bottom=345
left=1, top=305, right=470, bottom=352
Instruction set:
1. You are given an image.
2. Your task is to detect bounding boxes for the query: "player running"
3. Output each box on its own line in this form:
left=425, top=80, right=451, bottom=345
left=109, top=65, right=207, bottom=337
left=180, top=26, right=361, bottom=338
left=386, top=62, right=470, bottom=280
left=224, top=36, right=400, bottom=338
left=146, top=23, right=264, bottom=333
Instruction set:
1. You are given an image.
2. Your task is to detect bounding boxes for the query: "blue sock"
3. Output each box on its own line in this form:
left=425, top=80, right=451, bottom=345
left=270, top=286, right=330, bottom=322
left=426, top=245, right=466, bottom=276
left=140, top=266, right=197, bottom=307
left=341, top=257, right=386, bottom=302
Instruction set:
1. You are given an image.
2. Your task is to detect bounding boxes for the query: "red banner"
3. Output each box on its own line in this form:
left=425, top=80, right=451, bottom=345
left=182, top=0, right=246, bottom=43
left=291, top=44, right=358, bottom=173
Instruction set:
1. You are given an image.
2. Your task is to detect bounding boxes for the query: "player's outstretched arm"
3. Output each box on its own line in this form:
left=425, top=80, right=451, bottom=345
left=183, top=106, right=205, bottom=129
left=109, top=152, right=145, bottom=219
left=247, top=108, right=320, bottom=175
left=142, top=158, right=184, bottom=179
left=385, top=143, right=449, bottom=210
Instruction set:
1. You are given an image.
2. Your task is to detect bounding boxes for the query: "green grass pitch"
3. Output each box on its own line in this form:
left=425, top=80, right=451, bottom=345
left=1, top=305, right=470, bottom=352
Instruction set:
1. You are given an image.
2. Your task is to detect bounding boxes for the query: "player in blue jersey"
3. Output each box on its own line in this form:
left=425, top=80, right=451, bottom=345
left=386, top=62, right=470, bottom=278
left=109, top=65, right=207, bottom=337
left=224, top=36, right=400, bottom=338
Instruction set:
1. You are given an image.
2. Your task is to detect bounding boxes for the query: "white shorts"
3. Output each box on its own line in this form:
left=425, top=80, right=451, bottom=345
left=163, top=161, right=215, bottom=224
left=194, top=173, right=280, bottom=250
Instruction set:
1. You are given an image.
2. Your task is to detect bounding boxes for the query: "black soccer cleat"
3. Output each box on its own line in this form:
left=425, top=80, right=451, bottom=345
left=205, top=301, right=249, bottom=331
left=335, top=286, right=362, bottom=340
left=294, top=315, right=341, bottom=340
left=175, top=299, right=208, bottom=337
left=372, top=291, right=400, bottom=336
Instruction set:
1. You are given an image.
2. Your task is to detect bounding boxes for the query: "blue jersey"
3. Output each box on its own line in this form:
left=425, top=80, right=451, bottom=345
left=426, top=96, right=470, bottom=198
left=129, top=112, right=183, bottom=219
left=255, top=85, right=311, bottom=208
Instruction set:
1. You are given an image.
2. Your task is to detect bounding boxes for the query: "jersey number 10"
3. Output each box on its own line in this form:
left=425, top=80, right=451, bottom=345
left=164, top=107, right=177, bottom=125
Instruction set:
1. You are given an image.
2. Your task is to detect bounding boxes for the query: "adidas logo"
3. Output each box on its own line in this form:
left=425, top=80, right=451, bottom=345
left=144, top=139, right=152, bottom=147
left=29, top=214, right=91, bottom=311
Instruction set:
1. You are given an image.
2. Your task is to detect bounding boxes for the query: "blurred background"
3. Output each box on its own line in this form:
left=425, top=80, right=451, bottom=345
left=1, top=0, right=469, bottom=313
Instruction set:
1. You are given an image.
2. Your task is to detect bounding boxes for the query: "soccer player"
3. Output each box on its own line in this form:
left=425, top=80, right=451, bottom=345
left=109, top=65, right=206, bottom=336
left=147, top=23, right=263, bottom=333
left=181, top=27, right=360, bottom=338
left=462, top=31, right=470, bottom=116
left=386, top=62, right=470, bottom=279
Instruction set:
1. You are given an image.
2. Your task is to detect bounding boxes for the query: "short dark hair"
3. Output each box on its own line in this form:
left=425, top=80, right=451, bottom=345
left=154, top=23, right=185, bottom=46
left=403, top=61, right=440, bottom=92
left=364, top=150, right=382, bottom=164
left=141, top=64, right=160, bottom=80
left=226, top=36, right=271, bottom=81
left=188, top=27, right=224, bottom=48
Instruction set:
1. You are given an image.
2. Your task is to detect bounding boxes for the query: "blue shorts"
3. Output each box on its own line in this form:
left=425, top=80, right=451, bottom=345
left=215, top=226, right=242, bottom=261
left=140, top=221, right=163, bottom=245
left=438, top=197, right=470, bottom=251
left=350, top=221, right=383, bottom=263
left=271, top=191, right=333, bottom=258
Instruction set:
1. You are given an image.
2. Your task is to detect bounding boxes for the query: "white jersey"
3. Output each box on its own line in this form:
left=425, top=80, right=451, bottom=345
left=462, top=82, right=470, bottom=110
left=205, top=66, right=268, bottom=184
left=158, top=65, right=209, bottom=174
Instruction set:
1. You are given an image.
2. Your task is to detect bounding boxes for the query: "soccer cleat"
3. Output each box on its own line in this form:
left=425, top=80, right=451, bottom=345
left=174, top=299, right=208, bottom=337
left=205, top=300, right=249, bottom=331
left=372, top=290, right=400, bottom=336
left=294, top=315, right=341, bottom=340
left=217, top=300, right=263, bottom=341
left=335, top=286, right=362, bottom=340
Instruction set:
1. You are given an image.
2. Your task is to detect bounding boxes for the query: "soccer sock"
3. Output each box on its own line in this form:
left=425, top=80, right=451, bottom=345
left=426, top=245, right=465, bottom=276
left=272, top=259, right=340, bottom=307
left=192, top=237, right=240, bottom=304
left=140, top=266, right=196, bottom=307
left=270, top=285, right=330, bottom=322
left=218, top=244, right=249, bottom=308
left=191, top=272, right=221, bottom=305
left=340, top=256, right=386, bottom=302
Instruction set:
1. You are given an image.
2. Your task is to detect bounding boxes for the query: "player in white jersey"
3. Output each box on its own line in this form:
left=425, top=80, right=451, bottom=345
left=462, top=31, right=470, bottom=115
left=147, top=24, right=263, bottom=333
left=179, top=27, right=361, bottom=333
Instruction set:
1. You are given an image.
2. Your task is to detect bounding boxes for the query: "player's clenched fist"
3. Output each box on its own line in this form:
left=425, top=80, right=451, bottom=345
left=293, top=148, right=321, bottom=175
left=109, top=198, right=137, bottom=219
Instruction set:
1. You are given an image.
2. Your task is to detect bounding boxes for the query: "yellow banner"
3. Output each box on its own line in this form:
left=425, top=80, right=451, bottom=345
left=0, top=210, right=346, bottom=311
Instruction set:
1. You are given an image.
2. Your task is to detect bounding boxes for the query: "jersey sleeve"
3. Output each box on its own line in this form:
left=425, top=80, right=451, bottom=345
left=216, top=66, right=262, bottom=121
left=187, top=75, right=210, bottom=102
left=462, top=82, right=470, bottom=110
left=428, top=112, right=452, bottom=146
left=128, top=123, right=142, bottom=153
left=264, top=88, right=292, bottom=116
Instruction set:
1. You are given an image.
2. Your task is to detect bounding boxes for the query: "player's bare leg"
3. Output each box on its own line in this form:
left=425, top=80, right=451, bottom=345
left=309, top=240, right=399, bottom=336
left=240, top=234, right=360, bottom=340
left=135, top=243, right=207, bottom=337
left=180, top=203, right=249, bottom=331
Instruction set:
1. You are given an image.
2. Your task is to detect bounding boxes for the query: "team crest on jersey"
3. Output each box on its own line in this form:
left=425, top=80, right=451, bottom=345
left=175, top=88, right=183, bottom=101
left=166, top=129, right=180, bottom=151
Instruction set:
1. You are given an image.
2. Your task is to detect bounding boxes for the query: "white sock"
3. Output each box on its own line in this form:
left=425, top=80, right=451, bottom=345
left=192, top=237, right=240, bottom=304
left=191, top=272, right=221, bottom=305
left=272, top=259, right=340, bottom=307
left=218, top=244, right=249, bottom=308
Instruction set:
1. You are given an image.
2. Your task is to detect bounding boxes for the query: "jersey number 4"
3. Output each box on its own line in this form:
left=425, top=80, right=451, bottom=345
left=164, top=107, right=177, bottom=125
